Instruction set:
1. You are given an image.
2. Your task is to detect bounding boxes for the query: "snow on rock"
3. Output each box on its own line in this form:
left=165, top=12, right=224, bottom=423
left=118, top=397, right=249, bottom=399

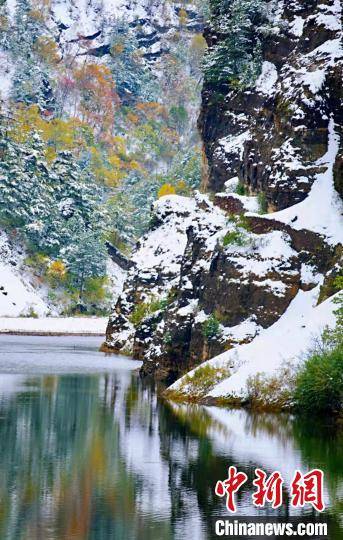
left=255, top=61, right=278, bottom=95
left=46, top=0, right=202, bottom=71
left=203, top=0, right=342, bottom=210
left=105, top=195, right=205, bottom=353
left=282, top=9, right=342, bottom=108
left=103, top=0, right=342, bottom=386
left=221, top=192, right=260, bottom=213
left=289, top=16, right=305, bottom=37
left=222, top=230, right=298, bottom=282
left=104, top=193, right=228, bottom=356
left=107, top=259, right=127, bottom=303
left=261, top=119, right=343, bottom=245
left=222, top=317, right=261, bottom=343
left=51, top=0, right=124, bottom=42
left=170, top=286, right=337, bottom=401
left=133, top=195, right=197, bottom=273
left=216, top=131, right=251, bottom=161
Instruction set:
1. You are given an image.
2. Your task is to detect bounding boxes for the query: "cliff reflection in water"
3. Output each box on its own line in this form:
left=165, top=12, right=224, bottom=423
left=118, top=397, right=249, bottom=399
left=0, top=371, right=341, bottom=540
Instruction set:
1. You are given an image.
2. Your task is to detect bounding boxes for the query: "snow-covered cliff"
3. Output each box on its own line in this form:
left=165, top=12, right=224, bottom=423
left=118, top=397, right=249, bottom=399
left=104, top=0, right=343, bottom=393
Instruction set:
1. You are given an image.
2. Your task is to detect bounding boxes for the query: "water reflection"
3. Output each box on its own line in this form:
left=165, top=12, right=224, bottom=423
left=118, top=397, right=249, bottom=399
left=0, top=370, right=341, bottom=539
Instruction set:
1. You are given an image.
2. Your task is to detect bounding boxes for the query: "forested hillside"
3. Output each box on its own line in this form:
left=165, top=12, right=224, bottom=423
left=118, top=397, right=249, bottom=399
left=0, top=0, right=207, bottom=315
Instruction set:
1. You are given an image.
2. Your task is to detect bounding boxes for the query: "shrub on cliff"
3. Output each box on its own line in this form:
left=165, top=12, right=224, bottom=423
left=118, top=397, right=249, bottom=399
left=129, top=302, right=150, bottom=327
left=129, top=296, right=169, bottom=327
left=223, top=229, right=247, bottom=247
left=166, top=363, right=231, bottom=400
left=202, top=314, right=222, bottom=340
left=235, top=182, right=246, bottom=195
left=245, top=284, right=343, bottom=414
left=258, top=192, right=268, bottom=214
left=294, top=345, right=342, bottom=415
left=322, top=277, right=343, bottom=348
left=246, top=363, right=296, bottom=411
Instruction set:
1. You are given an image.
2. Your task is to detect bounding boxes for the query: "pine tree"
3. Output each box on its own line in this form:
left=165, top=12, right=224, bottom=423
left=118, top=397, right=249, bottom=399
left=0, top=1, right=10, bottom=51
left=203, top=0, right=272, bottom=88
left=0, top=124, right=52, bottom=238
left=61, top=223, right=107, bottom=306
left=10, top=0, right=55, bottom=112
left=40, top=151, right=107, bottom=255
left=0, top=119, right=107, bottom=266
left=109, top=19, right=156, bottom=103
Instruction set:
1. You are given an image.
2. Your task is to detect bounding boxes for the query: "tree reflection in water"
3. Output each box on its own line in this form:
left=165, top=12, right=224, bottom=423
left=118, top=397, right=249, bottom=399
left=0, top=372, right=341, bottom=540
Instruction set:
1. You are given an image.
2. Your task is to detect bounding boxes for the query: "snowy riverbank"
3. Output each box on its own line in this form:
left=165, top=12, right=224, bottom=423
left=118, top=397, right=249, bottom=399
left=0, top=318, right=108, bottom=336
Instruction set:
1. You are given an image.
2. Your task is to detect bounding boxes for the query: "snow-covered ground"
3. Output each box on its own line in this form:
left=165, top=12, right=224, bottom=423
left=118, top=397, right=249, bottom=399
left=0, top=317, right=107, bottom=335
left=0, top=230, right=51, bottom=317
left=0, top=260, right=50, bottom=318
left=0, top=230, right=125, bottom=325
left=170, top=286, right=338, bottom=400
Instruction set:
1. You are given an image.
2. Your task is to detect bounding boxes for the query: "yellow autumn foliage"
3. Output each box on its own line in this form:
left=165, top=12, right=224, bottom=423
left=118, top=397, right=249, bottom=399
left=110, top=43, right=125, bottom=55
left=9, top=104, right=131, bottom=185
left=178, top=8, right=188, bottom=26
left=34, top=36, right=60, bottom=65
left=47, top=260, right=67, bottom=281
left=158, top=184, right=176, bottom=198
left=190, top=34, right=207, bottom=53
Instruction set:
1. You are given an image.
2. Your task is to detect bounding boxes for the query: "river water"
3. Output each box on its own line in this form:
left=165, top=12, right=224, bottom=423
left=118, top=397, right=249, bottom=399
left=0, top=335, right=341, bottom=539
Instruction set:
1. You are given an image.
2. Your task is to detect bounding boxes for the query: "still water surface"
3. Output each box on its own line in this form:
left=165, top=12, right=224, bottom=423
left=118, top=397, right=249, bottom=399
left=0, top=335, right=341, bottom=539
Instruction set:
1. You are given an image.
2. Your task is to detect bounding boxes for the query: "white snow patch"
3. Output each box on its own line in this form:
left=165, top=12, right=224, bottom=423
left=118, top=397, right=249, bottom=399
left=302, top=68, right=327, bottom=94
left=289, top=16, right=305, bottom=37
left=222, top=318, right=261, bottom=342
left=0, top=261, right=49, bottom=318
left=223, top=192, right=260, bottom=213
left=194, top=310, right=208, bottom=324
left=255, top=62, right=278, bottom=95
left=107, top=259, right=127, bottom=303
left=217, top=131, right=251, bottom=160
left=315, top=12, right=341, bottom=31
left=224, top=177, right=239, bottom=192
left=133, top=195, right=196, bottom=271
left=177, top=300, right=198, bottom=318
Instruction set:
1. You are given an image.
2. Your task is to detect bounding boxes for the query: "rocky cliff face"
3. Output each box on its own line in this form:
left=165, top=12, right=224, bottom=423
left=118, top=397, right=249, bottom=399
left=200, top=0, right=342, bottom=211
left=53, top=0, right=203, bottom=67
left=104, top=0, right=343, bottom=383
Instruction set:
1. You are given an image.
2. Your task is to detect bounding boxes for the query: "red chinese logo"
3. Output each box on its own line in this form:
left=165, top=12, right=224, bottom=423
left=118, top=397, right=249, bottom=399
left=215, top=466, right=248, bottom=513
left=290, top=469, right=325, bottom=512
left=253, top=469, right=284, bottom=509
left=215, top=467, right=325, bottom=513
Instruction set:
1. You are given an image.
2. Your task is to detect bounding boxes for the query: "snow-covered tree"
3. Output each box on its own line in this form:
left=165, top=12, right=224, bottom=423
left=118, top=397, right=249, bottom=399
left=109, top=19, right=156, bottom=103
left=10, top=0, right=55, bottom=111
left=61, top=223, right=107, bottom=305
left=203, top=0, right=273, bottom=88
left=0, top=119, right=107, bottom=264
left=0, top=125, right=52, bottom=235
